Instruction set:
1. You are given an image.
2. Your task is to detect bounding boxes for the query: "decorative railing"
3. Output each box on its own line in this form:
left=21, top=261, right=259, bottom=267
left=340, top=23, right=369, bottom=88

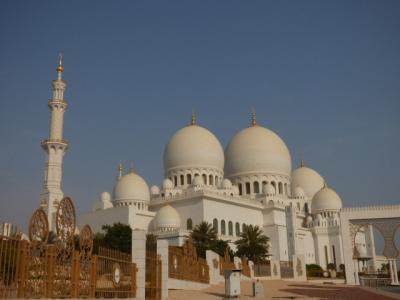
left=168, top=240, right=209, bottom=284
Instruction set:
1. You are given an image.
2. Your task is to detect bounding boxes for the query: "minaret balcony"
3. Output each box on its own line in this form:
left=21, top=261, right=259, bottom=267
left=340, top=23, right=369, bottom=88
left=48, top=99, right=68, bottom=109
left=41, top=138, right=69, bottom=150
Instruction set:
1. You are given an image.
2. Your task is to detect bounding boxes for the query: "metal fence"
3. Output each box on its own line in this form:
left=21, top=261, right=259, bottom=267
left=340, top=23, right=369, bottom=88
left=145, top=251, right=161, bottom=300
left=254, top=260, right=271, bottom=277
left=168, top=239, right=209, bottom=284
left=280, top=261, right=294, bottom=278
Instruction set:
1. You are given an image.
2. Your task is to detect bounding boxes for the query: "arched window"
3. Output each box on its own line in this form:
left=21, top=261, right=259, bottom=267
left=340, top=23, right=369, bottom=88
left=187, top=218, right=193, bottom=230
left=235, top=222, right=240, bottom=236
left=245, top=182, right=251, bottom=194
left=242, top=223, right=247, bottom=232
left=238, top=183, right=243, bottom=195
left=209, top=175, right=214, bottom=185
left=221, top=220, right=226, bottom=235
left=304, top=203, right=309, bottom=213
left=187, top=174, right=192, bottom=185
left=253, top=181, right=260, bottom=194
left=262, top=181, right=267, bottom=188
left=215, top=176, right=218, bottom=186
left=284, top=183, right=288, bottom=195
left=228, top=221, right=233, bottom=235
left=271, top=181, right=276, bottom=190
left=213, top=218, right=218, bottom=233
left=202, top=174, right=207, bottom=185
left=174, top=176, right=178, bottom=187
left=180, top=175, right=184, bottom=185
left=278, top=182, right=283, bottom=194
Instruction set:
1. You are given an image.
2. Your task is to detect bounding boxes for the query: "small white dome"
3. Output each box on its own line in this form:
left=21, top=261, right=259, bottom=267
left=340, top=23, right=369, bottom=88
left=163, top=124, right=224, bottom=173
left=291, top=163, right=324, bottom=199
left=113, top=171, right=150, bottom=204
left=221, top=178, right=232, bottom=189
left=155, top=205, right=181, bottom=231
left=225, top=125, right=292, bottom=177
left=311, top=185, right=342, bottom=214
left=162, top=178, right=174, bottom=190
left=192, top=175, right=204, bottom=186
left=355, top=244, right=368, bottom=258
left=263, top=182, right=276, bottom=196
left=293, top=186, right=305, bottom=198
left=101, top=191, right=111, bottom=202
left=150, top=185, right=160, bottom=195
left=306, top=215, right=313, bottom=224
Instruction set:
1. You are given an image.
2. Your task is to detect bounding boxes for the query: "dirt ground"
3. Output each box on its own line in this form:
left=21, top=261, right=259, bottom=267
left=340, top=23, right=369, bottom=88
left=168, top=279, right=399, bottom=299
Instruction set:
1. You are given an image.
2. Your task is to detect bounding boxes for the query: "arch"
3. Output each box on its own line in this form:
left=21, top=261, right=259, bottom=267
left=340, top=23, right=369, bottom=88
left=180, top=174, right=184, bottom=185
left=284, top=183, right=288, bottom=195
left=304, top=203, right=309, bottom=214
left=215, top=176, right=218, bottom=186
left=209, top=175, right=214, bottom=185
left=187, top=174, right=192, bottom=185
left=278, top=182, right=283, bottom=194
left=245, top=182, right=251, bottom=194
left=174, top=176, right=178, bottom=187
left=271, top=181, right=276, bottom=190
left=297, top=202, right=300, bottom=210
left=235, top=222, right=240, bottom=236
left=242, top=223, right=247, bottom=232
left=228, top=221, right=233, bottom=236
left=186, top=218, right=193, bottom=230
left=202, top=174, right=207, bottom=185
left=253, top=181, right=260, bottom=194
left=221, top=220, right=226, bottom=235
left=213, top=218, right=218, bottom=233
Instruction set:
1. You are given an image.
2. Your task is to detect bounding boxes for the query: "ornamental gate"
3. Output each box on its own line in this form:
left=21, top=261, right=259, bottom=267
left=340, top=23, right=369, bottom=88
left=0, top=197, right=137, bottom=298
left=145, top=250, right=161, bottom=300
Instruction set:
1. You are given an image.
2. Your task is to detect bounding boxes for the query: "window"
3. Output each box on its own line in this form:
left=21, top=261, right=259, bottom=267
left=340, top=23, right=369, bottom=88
left=304, top=203, right=309, bottom=213
left=187, top=218, right=193, bottom=230
left=209, top=175, right=214, bottom=185
left=245, top=182, right=251, bottom=194
left=228, top=221, right=233, bottom=235
left=238, top=184, right=243, bottom=195
left=180, top=175, right=184, bottom=185
left=221, top=220, right=226, bottom=235
left=215, top=176, right=218, bottom=186
left=213, top=218, right=218, bottom=233
left=202, top=174, right=207, bottom=185
left=235, top=222, right=240, bottom=236
left=253, top=181, right=260, bottom=194
left=242, top=223, right=247, bottom=232
left=278, top=182, right=283, bottom=194
left=187, top=174, right=192, bottom=184
left=324, top=245, right=329, bottom=267
left=174, top=176, right=177, bottom=187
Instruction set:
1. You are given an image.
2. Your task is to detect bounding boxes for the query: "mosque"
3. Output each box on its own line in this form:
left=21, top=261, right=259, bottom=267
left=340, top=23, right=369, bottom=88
left=41, top=57, right=379, bottom=272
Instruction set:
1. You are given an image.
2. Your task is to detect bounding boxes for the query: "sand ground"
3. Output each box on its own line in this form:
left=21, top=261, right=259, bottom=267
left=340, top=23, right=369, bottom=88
left=168, top=280, right=400, bottom=300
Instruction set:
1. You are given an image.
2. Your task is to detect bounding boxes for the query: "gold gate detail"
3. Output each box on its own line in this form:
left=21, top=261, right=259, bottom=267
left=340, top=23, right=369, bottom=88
left=145, top=251, right=161, bottom=300
left=168, top=239, right=209, bottom=283
left=0, top=196, right=137, bottom=299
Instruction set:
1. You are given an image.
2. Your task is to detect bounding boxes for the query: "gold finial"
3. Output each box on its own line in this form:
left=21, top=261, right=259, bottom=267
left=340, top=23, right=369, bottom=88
left=129, top=163, right=136, bottom=174
left=323, top=181, right=328, bottom=188
left=251, top=109, right=257, bottom=126
left=191, top=110, right=196, bottom=126
left=118, top=161, right=124, bottom=178
left=300, top=155, right=305, bottom=168
left=57, top=53, right=64, bottom=73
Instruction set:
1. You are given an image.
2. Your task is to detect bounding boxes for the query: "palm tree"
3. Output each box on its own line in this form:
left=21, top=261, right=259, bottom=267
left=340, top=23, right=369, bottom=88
left=190, top=221, right=217, bottom=258
left=234, top=225, right=269, bottom=262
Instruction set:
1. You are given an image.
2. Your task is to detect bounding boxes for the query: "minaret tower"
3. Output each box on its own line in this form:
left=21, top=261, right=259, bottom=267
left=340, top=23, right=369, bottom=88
left=40, top=54, right=69, bottom=229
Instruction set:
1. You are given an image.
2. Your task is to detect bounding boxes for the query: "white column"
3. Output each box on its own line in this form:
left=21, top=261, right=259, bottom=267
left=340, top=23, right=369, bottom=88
left=132, top=229, right=146, bottom=300
left=393, top=260, right=399, bottom=285
left=157, top=239, right=169, bottom=300
left=389, top=260, right=396, bottom=285
left=353, top=259, right=360, bottom=285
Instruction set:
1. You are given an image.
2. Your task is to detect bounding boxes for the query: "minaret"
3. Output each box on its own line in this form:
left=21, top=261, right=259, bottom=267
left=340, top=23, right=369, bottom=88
left=40, top=54, right=69, bottom=229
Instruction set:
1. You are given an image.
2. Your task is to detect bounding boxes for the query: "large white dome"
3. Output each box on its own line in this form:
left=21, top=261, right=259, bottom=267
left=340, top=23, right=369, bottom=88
left=225, top=125, right=291, bottom=177
left=163, top=124, right=224, bottom=173
left=113, top=170, right=150, bottom=203
left=154, top=205, right=181, bottom=231
left=291, top=162, right=324, bottom=199
left=311, top=185, right=342, bottom=214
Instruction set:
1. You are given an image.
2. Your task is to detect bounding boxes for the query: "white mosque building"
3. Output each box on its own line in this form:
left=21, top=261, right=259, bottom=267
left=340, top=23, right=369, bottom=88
left=42, top=57, right=380, bottom=272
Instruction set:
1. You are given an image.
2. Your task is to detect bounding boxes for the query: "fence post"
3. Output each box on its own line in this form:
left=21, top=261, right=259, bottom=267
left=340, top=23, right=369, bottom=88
left=90, top=255, right=97, bottom=298
left=156, top=239, right=168, bottom=300
left=71, top=250, right=80, bottom=298
left=270, top=259, right=281, bottom=279
left=292, top=255, right=307, bottom=281
left=131, top=229, right=146, bottom=300
left=16, top=240, right=28, bottom=298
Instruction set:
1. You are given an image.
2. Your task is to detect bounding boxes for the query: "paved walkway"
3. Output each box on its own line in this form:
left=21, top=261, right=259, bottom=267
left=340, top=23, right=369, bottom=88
left=168, top=280, right=399, bottom=299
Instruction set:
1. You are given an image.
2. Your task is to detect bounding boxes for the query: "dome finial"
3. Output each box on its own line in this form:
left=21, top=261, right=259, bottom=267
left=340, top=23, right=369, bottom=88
left=300, top=154, right=305, bottom=168
left=191, top=109, right=196, bottom=126
left=323, top=181, right=328, bottom=188
left=118, top=161, right=124, bottom=178
left=251, top=108, right=257, bottom=126
left=56, top=53, right=64, bottom=79
left=129, top=163, right=136, bottom=174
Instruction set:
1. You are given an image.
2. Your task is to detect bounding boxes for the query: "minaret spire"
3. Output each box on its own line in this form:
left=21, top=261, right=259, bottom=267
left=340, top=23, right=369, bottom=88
left=40, top=55, right=69, bottom=229
left=118, top=161, right=124, bottom=179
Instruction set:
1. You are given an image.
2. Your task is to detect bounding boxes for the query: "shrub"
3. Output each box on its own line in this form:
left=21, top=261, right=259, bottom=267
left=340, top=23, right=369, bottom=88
left=306, top=264, right=323, bottom=277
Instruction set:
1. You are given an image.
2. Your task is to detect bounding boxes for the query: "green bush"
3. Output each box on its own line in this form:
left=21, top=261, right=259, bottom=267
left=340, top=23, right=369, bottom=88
left=306, top=264, right=323, bottom=277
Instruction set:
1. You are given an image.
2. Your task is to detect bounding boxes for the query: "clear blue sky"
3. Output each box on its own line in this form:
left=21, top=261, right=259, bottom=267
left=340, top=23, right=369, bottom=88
left=0, top=1, right=399, bottom=244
